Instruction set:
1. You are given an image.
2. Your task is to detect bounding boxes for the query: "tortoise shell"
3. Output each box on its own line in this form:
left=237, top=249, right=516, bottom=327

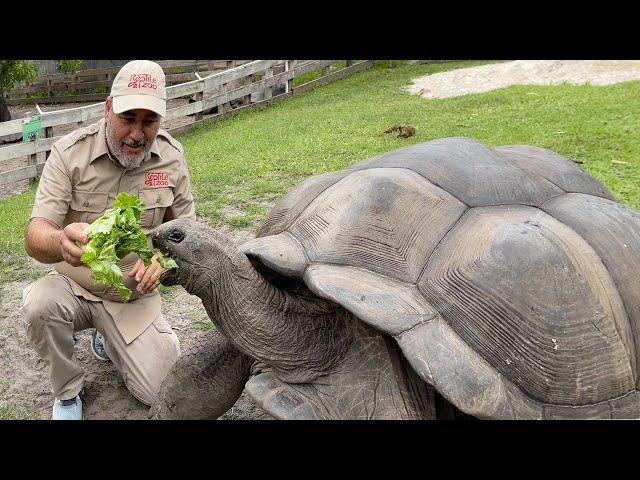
left=241, top=137, right=640, bottom=419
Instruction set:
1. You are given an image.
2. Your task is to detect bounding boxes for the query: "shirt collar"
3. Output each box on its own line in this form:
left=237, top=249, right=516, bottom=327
left=90, top=118, right=162, bottom=165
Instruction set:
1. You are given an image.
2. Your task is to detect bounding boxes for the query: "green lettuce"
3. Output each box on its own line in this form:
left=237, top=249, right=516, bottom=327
left=78, top=192, right=178, bottom=302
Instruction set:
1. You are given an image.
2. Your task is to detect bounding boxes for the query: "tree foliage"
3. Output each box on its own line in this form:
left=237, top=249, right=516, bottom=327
left=57, top=60, right=83, bottom=74
left=0, top=60, right=38, bottom=91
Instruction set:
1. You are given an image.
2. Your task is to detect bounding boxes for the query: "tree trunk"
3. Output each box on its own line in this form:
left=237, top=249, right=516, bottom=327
left=0, top=87, right=11, bottom=122
left=0, top=88, right=22, bottom=144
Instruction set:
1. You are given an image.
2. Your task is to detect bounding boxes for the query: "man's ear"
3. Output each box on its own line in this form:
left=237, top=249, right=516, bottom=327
left=104, top=96, right=111, bottom=117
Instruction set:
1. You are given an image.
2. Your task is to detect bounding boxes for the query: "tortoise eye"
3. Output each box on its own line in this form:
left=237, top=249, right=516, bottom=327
left=167, top=229, right=185, bottom=243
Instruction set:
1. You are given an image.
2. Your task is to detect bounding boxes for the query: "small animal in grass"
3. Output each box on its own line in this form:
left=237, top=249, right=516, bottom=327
left=384, top=124, right=416, bottom=138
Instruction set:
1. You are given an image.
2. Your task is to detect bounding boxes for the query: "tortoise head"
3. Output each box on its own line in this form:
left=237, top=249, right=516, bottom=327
left=152, top=218, right=234, bottom=293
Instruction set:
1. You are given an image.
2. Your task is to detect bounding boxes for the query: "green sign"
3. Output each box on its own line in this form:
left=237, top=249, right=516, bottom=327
left=22, top=116, right=41, bottom=142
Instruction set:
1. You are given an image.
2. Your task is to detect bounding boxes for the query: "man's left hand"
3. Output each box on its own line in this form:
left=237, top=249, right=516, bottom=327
left=129, top=252, right=166, bottom=294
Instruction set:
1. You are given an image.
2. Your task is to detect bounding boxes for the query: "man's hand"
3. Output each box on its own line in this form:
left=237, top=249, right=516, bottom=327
left=129, top=252, right=166, bottom=294
left=58, top=222, right=90, bottom=267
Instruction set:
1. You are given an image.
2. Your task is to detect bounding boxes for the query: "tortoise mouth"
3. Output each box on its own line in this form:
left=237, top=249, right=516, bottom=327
left=152, top=226, right=187, bottom=287
left=158, top=259, right=182, bottom=286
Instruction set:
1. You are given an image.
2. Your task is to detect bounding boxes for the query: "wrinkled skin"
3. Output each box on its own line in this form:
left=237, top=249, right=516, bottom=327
left=150, top=219, right=437, bottom=419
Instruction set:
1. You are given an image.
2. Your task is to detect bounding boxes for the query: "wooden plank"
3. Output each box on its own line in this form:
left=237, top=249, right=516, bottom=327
left=0, top=163, right=45, bottom=185
left=166, top=71, right=214, bottom=84
left=202, top=69, right=294, bottom=110
left=293, top=60, right=373, bottom=95
left=0, top=142, right=35, bottom=163
left=165, top=101, right=202, bottom=120
left=7, top=93, right=108, bottom=105
left=39, top=108, right=83, bottom=127
left=43, top=79, right=111, bottom=92
left=35, top=136, right=58, bottom=153
left=81, top=105, right=106, bottom=123
left=166, top=90, right=294, bottom=137
left=293, top=60, right=335, bottom=77
left=166, top=79, right=204, bottom=100
left=0, top=135, right=60, bottom=164
left=0, top=118, right=26, bottom=138
left=203, top=60, right=285, bottom=91
left=29, top=103, right=104, bottom=128
left=3, top=104, right=107, bottom=131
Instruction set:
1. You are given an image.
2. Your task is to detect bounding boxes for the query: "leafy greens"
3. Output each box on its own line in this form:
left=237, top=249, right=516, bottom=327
left=78, top=192, right=178, bottom=302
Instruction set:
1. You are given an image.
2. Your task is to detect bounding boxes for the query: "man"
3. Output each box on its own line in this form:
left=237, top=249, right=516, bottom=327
left=22, top=60, right=196, bottom=420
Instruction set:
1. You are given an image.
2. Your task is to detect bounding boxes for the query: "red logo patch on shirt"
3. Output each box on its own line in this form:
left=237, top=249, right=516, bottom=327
left=144, top=172, right=168, bottom=187
left=128, top=73, right=158, bottom=90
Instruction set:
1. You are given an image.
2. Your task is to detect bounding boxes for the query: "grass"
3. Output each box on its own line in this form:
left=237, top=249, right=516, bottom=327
left=1, top=59, right=639, bottom=285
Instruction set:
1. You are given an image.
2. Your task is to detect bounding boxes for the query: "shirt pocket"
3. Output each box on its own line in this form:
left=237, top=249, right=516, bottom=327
left=68, top=190, right=109, bottom=224
left=138, top=188, right=174, bottom=229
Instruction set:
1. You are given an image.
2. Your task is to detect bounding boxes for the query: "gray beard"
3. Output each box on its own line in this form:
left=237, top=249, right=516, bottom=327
left=105, top=118, right=154, bottom=170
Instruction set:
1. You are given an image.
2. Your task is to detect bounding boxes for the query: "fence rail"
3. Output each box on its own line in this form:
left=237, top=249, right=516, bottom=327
left=5, top=60, right=252, bottom=105
left=0, top=60, right=376, bottom=187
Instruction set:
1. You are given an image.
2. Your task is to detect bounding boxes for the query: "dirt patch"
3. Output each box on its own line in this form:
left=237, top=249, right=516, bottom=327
left=0, top=225, right=273, bottom=420
left=407, top=60, right=640, bottom=99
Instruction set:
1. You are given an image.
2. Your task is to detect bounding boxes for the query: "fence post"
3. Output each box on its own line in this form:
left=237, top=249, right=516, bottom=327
left=44, top=126, right=53, bottom=163
left=264, top=66, right=274, bottom=101
left=322, top=61, right=330, bottom=77
left=286, top=60, right=297, bottom=93
left=219, top=81, right=230, bottom=115
left=27, top=109, right=39, bottom=183
left=195, top=78, right=204, bottom=122
left=106, top=72, right=113, bottom=95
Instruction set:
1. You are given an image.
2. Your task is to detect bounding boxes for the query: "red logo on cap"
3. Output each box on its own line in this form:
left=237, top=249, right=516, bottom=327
left=144, top=172, right=168, bottom=187
left=128, top=73, right=158, bottom=90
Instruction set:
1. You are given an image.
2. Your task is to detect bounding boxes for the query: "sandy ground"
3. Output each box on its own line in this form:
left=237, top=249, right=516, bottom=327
left=407, top=60, right=640, bottom=99
left=4, top=59, right=640, bottom=420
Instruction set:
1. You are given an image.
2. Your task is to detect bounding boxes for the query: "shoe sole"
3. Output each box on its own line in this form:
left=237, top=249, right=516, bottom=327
left=91, top=333, right=111, bottom=362
left=91, top=348, right=111, bottom=362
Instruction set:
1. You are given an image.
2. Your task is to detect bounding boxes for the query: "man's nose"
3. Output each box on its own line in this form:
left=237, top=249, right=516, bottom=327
left=129, top=124, right=145, bottom=142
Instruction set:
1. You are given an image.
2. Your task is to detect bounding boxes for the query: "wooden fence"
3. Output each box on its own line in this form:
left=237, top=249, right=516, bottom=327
left=5, top=60, right=252, bottom=105
left=0, top=60, right=375, bottom=187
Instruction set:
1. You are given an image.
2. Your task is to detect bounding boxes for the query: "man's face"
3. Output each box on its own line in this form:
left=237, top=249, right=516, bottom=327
left=105, top=97, right=161, bottom=170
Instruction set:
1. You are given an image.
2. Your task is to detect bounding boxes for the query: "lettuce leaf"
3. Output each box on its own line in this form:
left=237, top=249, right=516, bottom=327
left=78, top=192, right=177, bottom=302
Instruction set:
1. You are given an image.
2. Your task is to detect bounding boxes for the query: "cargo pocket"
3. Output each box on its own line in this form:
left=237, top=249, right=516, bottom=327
left=152, top=316, right=175, bottom=334
left=139, top=188, right=174, bottom=229
left=152, top=316, right=181, bottom=358
left=69, top=190, right=109, bottom=224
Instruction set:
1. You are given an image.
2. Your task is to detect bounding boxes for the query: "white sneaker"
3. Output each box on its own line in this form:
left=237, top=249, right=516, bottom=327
left=52, top=391, right=84, bottom=420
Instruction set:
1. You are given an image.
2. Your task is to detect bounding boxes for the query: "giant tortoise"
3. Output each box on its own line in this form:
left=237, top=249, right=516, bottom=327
left=150, top=137, right=640, bottom=420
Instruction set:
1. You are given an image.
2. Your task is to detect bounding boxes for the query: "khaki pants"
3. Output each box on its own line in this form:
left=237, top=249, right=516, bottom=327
left=22, top=274, right=180, bottom=406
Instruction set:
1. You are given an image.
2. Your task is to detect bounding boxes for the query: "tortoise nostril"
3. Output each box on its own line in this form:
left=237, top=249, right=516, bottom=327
left=167, top=229, right=185, bottom=243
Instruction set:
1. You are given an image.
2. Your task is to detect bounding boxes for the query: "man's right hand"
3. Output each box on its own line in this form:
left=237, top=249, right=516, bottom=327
left=58, top=222, right=90, bottom=266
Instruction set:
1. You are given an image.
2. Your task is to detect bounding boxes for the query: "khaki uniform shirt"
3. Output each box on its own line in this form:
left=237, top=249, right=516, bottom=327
left=30, top=118, right=196, bottom=344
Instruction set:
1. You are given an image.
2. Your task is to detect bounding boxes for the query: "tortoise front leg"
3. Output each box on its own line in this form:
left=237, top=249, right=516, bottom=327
left=150, top=328, right=253, bottom=419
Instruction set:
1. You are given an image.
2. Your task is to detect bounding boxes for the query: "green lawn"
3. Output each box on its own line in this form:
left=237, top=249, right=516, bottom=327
left=1, top=60, right=639, bottom=285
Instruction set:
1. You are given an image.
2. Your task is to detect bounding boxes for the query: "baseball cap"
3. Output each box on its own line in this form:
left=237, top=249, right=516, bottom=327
left=110, top=60, right=167, bottom=117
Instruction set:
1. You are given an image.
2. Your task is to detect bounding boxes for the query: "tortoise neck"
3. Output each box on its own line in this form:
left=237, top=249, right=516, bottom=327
left=192, top=241, right=352, bottom=383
